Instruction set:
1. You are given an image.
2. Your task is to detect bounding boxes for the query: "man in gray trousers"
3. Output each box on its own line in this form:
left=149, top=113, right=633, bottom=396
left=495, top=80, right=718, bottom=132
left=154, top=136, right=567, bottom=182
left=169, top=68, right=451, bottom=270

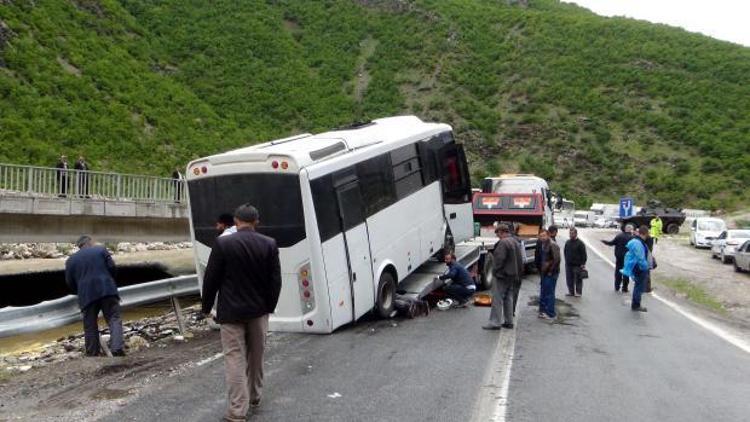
left=483, top=224, right=524, bottom=330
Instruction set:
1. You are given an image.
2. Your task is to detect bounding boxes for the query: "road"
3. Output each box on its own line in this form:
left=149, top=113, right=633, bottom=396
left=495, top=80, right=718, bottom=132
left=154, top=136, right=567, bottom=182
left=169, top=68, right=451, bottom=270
left=33, top=233, right=750, bottom=421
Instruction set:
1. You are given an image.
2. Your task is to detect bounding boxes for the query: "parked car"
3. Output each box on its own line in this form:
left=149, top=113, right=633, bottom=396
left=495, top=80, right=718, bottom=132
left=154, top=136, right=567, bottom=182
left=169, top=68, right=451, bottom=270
left=574, top=211, right=594, bottom=227
left=690, top=217, right=726, bottom=248
left=734, top=240, right=750, bottom=272
left=710, top=230, right=750, bottom=264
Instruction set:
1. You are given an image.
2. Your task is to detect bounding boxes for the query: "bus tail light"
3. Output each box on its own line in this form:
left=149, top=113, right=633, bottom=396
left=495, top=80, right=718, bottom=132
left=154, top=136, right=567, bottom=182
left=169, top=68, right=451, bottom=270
left=298, top=263, right=315, bottom=314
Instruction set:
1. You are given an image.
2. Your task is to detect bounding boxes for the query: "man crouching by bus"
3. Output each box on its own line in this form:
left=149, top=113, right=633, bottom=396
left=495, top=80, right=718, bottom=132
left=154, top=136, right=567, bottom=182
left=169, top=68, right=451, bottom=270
left=201, top=204, right=281, bottom=420
left=439, top=253, right=476, bottom=307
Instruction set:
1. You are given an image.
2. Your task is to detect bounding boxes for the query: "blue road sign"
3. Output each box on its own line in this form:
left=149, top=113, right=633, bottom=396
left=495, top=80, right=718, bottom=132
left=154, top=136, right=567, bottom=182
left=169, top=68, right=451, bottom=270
left=619, top=197, right=634, bottom=218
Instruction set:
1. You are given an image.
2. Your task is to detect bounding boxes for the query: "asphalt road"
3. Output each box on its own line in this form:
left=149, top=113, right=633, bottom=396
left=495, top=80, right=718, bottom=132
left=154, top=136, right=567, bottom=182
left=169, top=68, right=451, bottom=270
left=101, top=234, right=750, bottom=422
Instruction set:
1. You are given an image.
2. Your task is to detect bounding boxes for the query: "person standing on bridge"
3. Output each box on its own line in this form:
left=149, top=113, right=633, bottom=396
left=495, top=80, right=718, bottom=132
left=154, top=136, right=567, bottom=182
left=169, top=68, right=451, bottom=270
left=56, top=154, right=69, bottom=197
left=172, top=167, right=183, bottom=202
left=65, top=235, right=125, bottom=357
left=202, top=204, right=281, bottom=419
left=536, top=229, right=560, bottom=320
left=74, top=155, right=90, bottom=198
left=602, top=224, right=634, bottom=293
left=564, top=227, right=587, bottom=297
left=484, top=224, right=523, bottom=330
left=621, top=226, right=651, bottom=312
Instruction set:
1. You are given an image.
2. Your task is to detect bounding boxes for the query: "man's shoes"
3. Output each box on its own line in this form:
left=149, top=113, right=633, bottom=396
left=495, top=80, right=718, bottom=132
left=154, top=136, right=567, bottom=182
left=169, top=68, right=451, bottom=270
left=250, top=398, right=261, bottom=408
left=501, top=323, right=514, bottom=329
left=622, top=288, right=629, bottom=293
left=574, top=293, right=582, bottom=297
left=111, top=350, right=126, bottom=357
left=482, top=324, right=501, bottom=330
left=538, top=313, right=551, bottom=320
left=631, top=307, right=648, bottom=312
left=565, top=293, right=575, bottom=297
left=452, top=299, right=469, bottom=308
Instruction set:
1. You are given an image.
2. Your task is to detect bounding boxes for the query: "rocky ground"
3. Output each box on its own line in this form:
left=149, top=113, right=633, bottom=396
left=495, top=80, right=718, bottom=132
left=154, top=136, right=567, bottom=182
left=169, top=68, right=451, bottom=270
left=0, top=241, right=192, bottom=261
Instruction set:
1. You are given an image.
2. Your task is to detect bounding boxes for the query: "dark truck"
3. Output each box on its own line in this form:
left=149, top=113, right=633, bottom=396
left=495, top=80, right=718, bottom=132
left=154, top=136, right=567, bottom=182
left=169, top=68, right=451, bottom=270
left=618, top=200, right=687, bottom=234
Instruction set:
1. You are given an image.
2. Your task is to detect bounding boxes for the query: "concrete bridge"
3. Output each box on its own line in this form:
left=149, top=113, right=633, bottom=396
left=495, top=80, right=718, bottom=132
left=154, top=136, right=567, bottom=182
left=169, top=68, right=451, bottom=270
left=0, top=163, right=190, bottom=243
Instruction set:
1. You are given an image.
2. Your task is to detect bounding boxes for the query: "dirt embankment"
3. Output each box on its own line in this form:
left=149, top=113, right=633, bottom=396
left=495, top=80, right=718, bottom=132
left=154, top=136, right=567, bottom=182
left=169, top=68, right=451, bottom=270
left=581, top=229, right=750, bottom=329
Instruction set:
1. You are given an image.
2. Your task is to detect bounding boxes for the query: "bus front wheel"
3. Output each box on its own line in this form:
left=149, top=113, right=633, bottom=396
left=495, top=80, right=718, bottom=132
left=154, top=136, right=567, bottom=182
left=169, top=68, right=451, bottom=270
left=375, top=272, right=396, bottom=318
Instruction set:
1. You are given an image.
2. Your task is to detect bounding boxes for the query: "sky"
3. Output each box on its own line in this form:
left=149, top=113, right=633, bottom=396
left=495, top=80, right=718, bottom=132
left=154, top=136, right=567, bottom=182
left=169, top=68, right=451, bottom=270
left=563, top=0, right=750, bottom=47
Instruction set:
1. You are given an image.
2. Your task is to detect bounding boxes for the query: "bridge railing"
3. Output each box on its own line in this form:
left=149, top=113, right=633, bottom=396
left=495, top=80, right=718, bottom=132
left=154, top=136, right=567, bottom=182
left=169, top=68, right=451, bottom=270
left=0, top=163, right=186, bottom=203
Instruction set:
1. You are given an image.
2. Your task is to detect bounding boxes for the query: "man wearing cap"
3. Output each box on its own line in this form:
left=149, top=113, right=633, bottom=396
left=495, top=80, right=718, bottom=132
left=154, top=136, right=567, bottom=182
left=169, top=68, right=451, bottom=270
left=202, top=204, right=282, bottom=420
left=484, top=224, right=523, bottom=330
left=65, top=235, right=124, bottom=356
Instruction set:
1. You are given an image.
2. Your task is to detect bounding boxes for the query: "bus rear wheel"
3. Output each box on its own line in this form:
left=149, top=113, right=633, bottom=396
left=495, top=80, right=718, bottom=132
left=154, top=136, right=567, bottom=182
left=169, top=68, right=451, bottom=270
left=375, top=272, right=396, bottom=318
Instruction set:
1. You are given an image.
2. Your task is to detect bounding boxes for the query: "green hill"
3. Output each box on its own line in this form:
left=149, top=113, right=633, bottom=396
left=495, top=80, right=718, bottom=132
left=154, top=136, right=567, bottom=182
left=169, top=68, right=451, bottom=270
left=1, top=0, right=748, bottom=210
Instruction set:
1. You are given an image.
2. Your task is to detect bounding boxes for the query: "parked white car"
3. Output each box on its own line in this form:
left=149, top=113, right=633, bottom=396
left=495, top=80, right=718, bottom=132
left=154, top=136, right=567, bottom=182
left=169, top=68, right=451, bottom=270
left=711, top=230, right=750, bottom=263
left=734, top=240, right=750, bottom=272
left=690, top=217, right=726, bottom=248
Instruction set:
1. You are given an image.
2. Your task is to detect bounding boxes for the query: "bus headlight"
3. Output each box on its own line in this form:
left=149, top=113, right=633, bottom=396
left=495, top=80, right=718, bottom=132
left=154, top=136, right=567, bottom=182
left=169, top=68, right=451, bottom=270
left=298, top=263, right=315, bottom=313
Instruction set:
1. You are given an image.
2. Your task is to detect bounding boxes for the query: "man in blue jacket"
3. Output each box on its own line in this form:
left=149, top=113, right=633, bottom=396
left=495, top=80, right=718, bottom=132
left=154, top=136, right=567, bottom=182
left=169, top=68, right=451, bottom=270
left=621, top=226, right=651, bottom=312
left=65, top=235, right=124, bottom=356
left=439, top=253, right=476, bottom=307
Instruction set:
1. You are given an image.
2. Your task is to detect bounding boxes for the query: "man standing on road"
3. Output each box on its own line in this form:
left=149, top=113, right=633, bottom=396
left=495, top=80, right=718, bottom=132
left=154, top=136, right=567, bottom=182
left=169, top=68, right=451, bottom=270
left=564, top=228, right=587, bottom=297
left=216, top=213, right=237, bottom=237
left=202, top=204, right=281, bottom=420
left=602, top=224, right=634, bottom=292
left=439, top=253, right=476, bottom=307
left=65, top=235, right=124, bottom=357
left=510, top=224, right=526, bottom=314
left=622, top=226, right=651, bottom=312
left=548, top=225, right=559, bottom=243
left=484, top=224, right=523, bottom=330
left=537, top=229, right=561, bottom=320
left=650, top=215, right=662, bottom=246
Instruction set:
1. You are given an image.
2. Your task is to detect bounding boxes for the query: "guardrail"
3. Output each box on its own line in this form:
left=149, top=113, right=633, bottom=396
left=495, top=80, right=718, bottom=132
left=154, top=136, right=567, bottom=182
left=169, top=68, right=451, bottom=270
left=0, top=162, right=186, bottom=203
left=0, top=274, right=199, bottom=338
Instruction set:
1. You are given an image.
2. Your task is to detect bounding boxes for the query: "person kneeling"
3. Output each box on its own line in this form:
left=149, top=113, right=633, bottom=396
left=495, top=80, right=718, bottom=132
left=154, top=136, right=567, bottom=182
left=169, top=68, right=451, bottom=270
left=439, top=253, right=476, bottom=307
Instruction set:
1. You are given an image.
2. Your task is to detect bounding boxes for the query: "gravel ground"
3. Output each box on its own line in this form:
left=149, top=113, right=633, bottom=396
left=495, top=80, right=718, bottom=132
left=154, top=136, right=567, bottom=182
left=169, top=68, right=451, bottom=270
left=580, top=228, right=750, bottom=329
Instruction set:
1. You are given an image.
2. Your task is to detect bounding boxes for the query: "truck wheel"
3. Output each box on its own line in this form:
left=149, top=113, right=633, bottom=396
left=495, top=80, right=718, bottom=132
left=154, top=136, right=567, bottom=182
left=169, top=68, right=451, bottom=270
left=480, top=253, right=495, bottom=290
left=734, top=262, right=742, bottom=272
left=375, top=272, right=396, bottom=318
left=721, top=251, right=730, bottom=264
left=666, top=223, right=680, bottom=234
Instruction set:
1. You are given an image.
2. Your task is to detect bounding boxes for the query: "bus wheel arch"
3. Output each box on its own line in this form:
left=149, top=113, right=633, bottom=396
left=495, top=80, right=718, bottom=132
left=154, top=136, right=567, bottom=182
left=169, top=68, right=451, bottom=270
left=375, top=265, right=397, bottom=318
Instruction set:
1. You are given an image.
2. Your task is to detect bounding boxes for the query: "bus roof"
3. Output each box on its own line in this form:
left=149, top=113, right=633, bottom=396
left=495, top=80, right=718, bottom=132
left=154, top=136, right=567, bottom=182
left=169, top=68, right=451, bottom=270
left=190, top=116, right=450, bottom=170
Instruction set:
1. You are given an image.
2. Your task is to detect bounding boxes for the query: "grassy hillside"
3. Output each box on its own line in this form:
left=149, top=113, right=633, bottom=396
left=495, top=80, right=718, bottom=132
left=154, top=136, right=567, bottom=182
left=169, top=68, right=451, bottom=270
left=1, top=0, right=748, bottom=210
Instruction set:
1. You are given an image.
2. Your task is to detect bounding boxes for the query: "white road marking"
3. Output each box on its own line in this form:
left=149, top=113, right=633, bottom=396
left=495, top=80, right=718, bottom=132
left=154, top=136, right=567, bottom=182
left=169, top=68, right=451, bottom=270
left=580, top=234, right=750, bottom=355
left=195, top=352, right=223, bottom=367
left=472, top=314, right=518, bottom=422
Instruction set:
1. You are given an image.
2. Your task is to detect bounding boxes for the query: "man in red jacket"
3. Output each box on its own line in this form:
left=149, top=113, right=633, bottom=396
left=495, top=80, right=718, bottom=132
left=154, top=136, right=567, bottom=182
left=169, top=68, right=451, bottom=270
left=202, top=204, right=282, bottom=421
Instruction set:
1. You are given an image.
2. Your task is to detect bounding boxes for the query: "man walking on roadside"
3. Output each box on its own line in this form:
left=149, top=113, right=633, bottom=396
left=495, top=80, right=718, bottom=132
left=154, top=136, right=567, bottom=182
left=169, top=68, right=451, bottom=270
left=65, top=235, right=124, bottom=357
left=202, top=204, right=281, bottom=420
left=564, top=228, right=587, bottom=297
left=622, top=226, right=651, bottom=312
left=537, top=229, right=561, bottom=320
left=650, top=215, right=663, bottom=246
left=484, top=224, right=523, bottom=330
left=602, top=224, right=634, bottom=292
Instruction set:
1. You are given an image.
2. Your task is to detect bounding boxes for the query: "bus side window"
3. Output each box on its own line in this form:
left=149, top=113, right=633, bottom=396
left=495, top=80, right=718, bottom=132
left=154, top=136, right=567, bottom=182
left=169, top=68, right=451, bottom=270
left=391, top=144, right=425, bottom=200
left=357, top=153, right=396, bottom=216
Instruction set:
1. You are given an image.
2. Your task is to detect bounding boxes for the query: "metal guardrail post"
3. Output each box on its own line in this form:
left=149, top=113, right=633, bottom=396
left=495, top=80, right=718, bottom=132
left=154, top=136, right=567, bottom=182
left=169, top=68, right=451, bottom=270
left=171, top=296, right=187, bottom=335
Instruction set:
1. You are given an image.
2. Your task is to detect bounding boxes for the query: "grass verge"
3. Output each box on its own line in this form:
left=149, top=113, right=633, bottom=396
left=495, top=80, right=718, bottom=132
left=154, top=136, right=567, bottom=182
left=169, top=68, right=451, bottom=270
left=659, top=278, right=727, bottom=315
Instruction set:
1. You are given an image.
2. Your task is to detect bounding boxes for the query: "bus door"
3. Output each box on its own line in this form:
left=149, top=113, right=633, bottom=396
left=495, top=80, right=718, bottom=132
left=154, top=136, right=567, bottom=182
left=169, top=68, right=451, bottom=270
left=334, top=180, right=376, bottom=321
left=439, top=144, right=474, bottom=243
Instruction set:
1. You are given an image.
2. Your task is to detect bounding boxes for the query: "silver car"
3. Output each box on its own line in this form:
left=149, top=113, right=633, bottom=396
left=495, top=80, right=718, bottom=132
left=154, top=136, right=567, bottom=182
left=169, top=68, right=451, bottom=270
left=734, top=240, right=750, bottom=272
left=711, top=230, right=750, bottom=264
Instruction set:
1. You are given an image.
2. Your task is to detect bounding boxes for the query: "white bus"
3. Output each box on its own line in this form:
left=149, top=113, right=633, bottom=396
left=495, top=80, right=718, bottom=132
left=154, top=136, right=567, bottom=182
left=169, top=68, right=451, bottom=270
left=186, top=116, right=473, bottom=333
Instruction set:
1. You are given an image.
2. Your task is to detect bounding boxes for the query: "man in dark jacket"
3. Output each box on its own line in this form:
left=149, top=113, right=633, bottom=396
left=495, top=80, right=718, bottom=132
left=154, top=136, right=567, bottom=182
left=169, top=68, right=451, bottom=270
left=484, top=224, right=523, bottom=330
left=537, top=229, right=561, bottom=319
left=74, top=155, right=89, bottom=197
left=564, top=228, right=587, bottom=297
left=56, top=154, right=69, bottom=197
left=439, top=253, right=475, bottom=307
left=65, top=235, right=124, bottom=356
left=202, top=204, right=281, bottom=420
left=602, top=224, right=634, bottom=292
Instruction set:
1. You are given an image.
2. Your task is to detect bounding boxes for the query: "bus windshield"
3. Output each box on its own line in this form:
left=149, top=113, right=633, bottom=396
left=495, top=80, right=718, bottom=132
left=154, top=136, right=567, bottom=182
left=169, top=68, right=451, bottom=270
left=188, top=173, right=305, bottom=248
